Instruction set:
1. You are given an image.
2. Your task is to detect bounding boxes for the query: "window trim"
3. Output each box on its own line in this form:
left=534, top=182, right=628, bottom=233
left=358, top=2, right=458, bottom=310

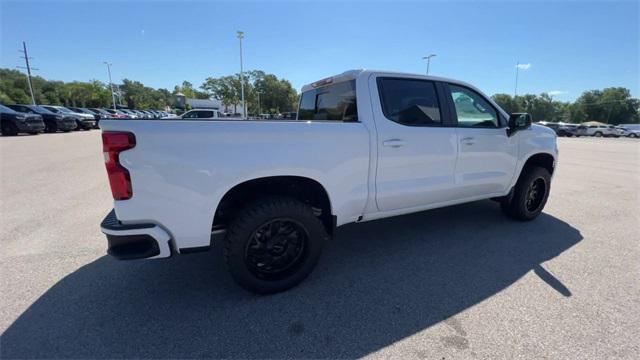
left=443, top=82, right=505, bottom=129
left=376, top=77, right=446, bottom=127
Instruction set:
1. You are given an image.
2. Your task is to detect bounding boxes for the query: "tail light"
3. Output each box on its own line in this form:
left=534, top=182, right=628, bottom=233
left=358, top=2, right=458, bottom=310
left=102, top=132, right=136, bottom=200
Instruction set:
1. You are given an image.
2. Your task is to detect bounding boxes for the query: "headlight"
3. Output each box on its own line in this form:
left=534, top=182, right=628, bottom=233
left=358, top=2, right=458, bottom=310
left=56, top=115, right=64, bottom=120
left=16, top=115, right=26, bottom=121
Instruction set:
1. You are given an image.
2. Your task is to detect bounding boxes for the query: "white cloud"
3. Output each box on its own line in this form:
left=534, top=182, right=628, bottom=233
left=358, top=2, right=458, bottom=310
left=141, top=29, right=146, bottom=36
left=516, top=63, right=531, bottom=70
left=547, top=90, right=567, bottom=96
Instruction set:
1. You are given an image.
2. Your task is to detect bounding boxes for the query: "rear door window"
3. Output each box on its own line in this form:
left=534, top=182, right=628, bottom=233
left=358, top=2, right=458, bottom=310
left=377, top=78, right=442, bottom=126
left=298, top=80, right=357, bottom=121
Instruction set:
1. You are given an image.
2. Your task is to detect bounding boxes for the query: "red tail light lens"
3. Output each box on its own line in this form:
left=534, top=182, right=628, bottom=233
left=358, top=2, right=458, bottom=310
left=102, top=132, right=136, bottom=200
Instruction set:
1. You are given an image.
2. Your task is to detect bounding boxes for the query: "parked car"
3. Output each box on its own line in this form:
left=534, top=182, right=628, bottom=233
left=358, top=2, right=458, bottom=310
left=0, top=104, right=45, bottom=135
left=557, top=123, right=582, bottom=137
left=181, top=109, right=220, bottom=119
left=99, top=69, right=558, bottom=294
left=582, top=124, right=618, bottom=137
left=5, top=104, right=77, bottom=133
left=41, top=105, right=95, bottom=130
left=118, top=109, right=138, bottom=119
left=614, top=126, right=640, bottom=138
left=68, top=107, right=103, bottom=128
left=104, top=109, right=129, bottom=119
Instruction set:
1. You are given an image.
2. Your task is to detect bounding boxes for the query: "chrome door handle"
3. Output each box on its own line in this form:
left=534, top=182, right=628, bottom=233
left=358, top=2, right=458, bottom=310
left=383, top=139, right=405, bottom=148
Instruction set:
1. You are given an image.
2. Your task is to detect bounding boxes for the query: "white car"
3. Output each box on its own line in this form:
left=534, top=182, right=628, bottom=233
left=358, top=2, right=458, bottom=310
left=181, top=109, right=220, bottom=119
left=581, top=124, right=618, bottom=137
left=99, top=70, right=558, bottom=294
left=615, top=126, right=640, bottom=138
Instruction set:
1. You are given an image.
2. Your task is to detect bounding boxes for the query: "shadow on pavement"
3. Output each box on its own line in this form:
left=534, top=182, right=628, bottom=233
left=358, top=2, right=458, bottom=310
left=1, top=200, right=582, bottom=359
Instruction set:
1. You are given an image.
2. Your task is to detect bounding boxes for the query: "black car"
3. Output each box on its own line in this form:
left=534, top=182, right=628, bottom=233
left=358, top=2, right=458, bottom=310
left=0, top=104, right=45, bottom=136
left=5, top=104, right=77, bottom=133
left=68, top=107, right=103, bottom=128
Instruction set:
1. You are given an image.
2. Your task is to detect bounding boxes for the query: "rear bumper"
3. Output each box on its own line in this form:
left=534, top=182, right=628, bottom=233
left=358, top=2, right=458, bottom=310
left=100, top=209, right=172, bottom=260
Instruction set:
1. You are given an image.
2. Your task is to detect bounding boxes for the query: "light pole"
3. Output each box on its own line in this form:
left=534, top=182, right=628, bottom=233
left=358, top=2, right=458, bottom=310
left=422, top=54, right=436, bottom=75
left=514, top=61, right=521, bottom=97
left=237, top=31, right=246, bottom=119
left=103, top=61, right=117, bottom=110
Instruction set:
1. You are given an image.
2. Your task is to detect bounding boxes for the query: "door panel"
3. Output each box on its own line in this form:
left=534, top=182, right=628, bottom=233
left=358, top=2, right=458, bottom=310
left=371, top=76, right=458, bottom=212
left=445, top=83, right=518, bottom=199
left=454, top=127, right=517, bottom=198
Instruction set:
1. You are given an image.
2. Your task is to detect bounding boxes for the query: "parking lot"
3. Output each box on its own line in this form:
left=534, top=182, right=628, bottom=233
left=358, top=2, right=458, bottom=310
left=0, top=132, right=638, bottom=359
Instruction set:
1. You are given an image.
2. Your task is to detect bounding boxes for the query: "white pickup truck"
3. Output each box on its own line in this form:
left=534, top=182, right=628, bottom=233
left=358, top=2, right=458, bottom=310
left=100, top=70, right=558, bottom=294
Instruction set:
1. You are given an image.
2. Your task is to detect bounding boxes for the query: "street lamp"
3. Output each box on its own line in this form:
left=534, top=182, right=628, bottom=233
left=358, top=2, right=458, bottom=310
left=237, top=31, right=246, bottom=119
left=103, top=61, right=117, bottom=110
left=422, top=54, right=437, bottom=75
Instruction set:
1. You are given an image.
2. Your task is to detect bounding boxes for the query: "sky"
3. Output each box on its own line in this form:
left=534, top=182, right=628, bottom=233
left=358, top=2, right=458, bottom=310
left=1, top=0, right=638, bottom=101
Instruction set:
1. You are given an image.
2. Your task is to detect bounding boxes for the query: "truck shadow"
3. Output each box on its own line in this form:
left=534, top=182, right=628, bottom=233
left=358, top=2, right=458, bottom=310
left=1, top=201, right=582, bottom=359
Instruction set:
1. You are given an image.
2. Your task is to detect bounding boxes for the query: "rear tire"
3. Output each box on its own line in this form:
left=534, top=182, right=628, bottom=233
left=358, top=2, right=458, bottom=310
left=501, top=166, right=551, bottom=221
left=1, top=121, right=18, bottom=136
left=594, top=131, right=603, bottom=137
left=224, top=196, right=328, bottom=294
left=45, top=121, right=57, bottom=133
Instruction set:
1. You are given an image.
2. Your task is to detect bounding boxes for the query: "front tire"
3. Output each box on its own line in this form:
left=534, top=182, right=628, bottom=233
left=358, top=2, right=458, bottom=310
left=1, top=121, right=18, bottom=136
left=501, top=166, right=551, bottom=221
left=224, top=197, right=328, bottom=294
left=594, top=131, right=603, bottom=137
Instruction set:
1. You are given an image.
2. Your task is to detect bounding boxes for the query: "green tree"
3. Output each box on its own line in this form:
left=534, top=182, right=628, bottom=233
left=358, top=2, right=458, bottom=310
left=201, top=70, right=298, bottom=115
left=572, top=88, right=639, bottom=124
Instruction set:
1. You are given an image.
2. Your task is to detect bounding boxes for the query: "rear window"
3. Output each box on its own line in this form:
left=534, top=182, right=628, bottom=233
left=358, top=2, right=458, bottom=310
left=298, top=80, right=357, bottom=121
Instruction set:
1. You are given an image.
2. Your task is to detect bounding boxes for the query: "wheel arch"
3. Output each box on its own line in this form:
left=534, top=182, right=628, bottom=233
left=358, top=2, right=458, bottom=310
left=521, top=152, right=556, bottom=177
left=212, top=175, right=335, bottom=235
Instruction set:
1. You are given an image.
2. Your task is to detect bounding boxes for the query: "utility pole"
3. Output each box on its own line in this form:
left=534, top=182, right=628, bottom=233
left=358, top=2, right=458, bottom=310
left=514, top=61, right=520, bottom=97
left=422, top=54, right=437, bottom=75
left=237, top=31, right=246, bottom=119
left=18, top=41, right=38, bottom=105
left=103, top=61, right=117, bottom=110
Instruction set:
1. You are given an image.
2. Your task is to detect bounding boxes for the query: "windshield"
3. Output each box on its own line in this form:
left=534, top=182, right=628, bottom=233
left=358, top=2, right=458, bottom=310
left=35, top=106, right=54, bottom=114
left=57, top=107, right=75, bottom=113
left=0, top=104, right=18, bottom=113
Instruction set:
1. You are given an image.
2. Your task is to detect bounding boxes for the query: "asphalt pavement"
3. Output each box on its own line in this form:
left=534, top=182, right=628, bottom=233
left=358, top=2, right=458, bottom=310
left=1, top=131, right=638, bottom=359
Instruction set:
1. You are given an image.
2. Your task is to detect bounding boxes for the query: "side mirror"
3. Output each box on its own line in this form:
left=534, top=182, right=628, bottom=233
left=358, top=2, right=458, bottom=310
left=507, top=113, right=532, bottom=136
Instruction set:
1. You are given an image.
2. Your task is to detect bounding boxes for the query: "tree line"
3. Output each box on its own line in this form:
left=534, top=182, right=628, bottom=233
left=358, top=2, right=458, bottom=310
left=491, top=88, right=639, bottom=125
left=0, top=68, right=298, bottom=114
left=1, top=67, right=637, bottom=122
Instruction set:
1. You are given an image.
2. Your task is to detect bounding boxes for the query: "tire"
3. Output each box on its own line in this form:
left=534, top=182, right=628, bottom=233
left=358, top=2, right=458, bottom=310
left=45, top=121, right=57, bottom=133
left=75, top=120, right=82, bottom=131
left=594, top=131, right=603, bottom=137
left=224, top=196, right=328, bottom=294
left=501, top=166, right=551, bottom=221
left=1, top=121, right=18, bottom=136
left=630, top=134, right=639, bottom=138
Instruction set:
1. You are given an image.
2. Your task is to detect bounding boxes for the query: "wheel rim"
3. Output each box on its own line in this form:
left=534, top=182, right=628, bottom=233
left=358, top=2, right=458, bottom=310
left=244, top=218, right=308, bottom=281
left=525, top=178, right=547, bottom=212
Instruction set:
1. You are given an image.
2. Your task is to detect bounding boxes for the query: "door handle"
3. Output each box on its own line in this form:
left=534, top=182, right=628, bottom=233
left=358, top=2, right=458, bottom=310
left=383, top=139, right=405, bottom=148
left=461, top=136, right=475, bottom=145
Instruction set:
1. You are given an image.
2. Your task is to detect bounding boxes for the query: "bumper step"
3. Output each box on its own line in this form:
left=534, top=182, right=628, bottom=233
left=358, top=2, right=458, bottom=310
left=100, top=209, right=172, bottom=260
